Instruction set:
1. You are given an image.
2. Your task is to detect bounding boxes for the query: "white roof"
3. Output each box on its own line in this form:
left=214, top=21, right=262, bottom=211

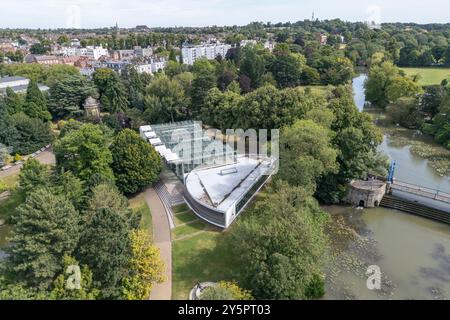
left=155, top=145, right=168, bottom=155
left=185, top=156, right=272, bottom=212
left=164, top=151, right=179, bottom=162
left=140, top=125, right=152, bottom=132
left=144, top=131, right=157, bottom=139
left=149, top=138, right=162, bottom=146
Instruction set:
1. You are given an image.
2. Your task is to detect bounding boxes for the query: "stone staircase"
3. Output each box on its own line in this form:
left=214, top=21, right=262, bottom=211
left=380, top=195, right=450, bottom=224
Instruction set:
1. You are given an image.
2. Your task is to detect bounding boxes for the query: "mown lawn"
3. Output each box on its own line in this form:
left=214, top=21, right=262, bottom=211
left=402, top=67, right=450, bottom=86
left=128, top=193, right=152, bottom=238
left=171, top=202, right=242, bottom=300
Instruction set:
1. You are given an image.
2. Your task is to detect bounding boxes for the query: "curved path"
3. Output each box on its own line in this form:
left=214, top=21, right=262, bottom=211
left=0, top=150, right=55, bottom=179
left=144, top=187, right=172, bottom=300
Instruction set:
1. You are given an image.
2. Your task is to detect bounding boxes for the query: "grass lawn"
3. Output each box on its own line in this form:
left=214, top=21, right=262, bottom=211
left=171, top=204, right=241, bottom=299
left=401, top=67, right=450, bottom=86
left=172, top=230, right=238, bottom=300
left=0, top=174, right=19, bottom=189
left=128, top=193, right=152, bottom=238
left=298, top=85, right=332, bottom=96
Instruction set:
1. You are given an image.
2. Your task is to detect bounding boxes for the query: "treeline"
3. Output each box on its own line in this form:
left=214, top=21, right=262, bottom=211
left=0, top=124, right=163, bottom=299
left=365, top=52, right=450, bottom=149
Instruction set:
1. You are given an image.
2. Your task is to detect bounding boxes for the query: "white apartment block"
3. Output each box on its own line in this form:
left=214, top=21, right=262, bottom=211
left=77, top=46, right=108, bottom=60
left=182, top=43, right=232, bottom=65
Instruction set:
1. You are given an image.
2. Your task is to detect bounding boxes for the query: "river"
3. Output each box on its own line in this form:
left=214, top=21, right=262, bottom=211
left=323, top=74, right=450, bottom=300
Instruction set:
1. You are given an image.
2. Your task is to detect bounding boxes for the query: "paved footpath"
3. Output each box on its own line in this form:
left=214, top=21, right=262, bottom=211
left=0, top=150, right=56, bottom=179
left=144, top=187, right=172, bottom=300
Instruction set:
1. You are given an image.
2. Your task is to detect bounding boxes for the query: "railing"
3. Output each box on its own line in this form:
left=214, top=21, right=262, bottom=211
left=390, top=180, right=450, bottom=204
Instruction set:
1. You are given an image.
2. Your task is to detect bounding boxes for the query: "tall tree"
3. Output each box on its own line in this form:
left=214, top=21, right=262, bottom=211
left=5, top=188, right=80, bottom=290
left=48, top=74, right=97, bottom=119
left=229, top=182, right=329, bottom=300
left=122, top=230, right=165, bottom=300
left=110, top=129, right=161, bottom=194
left=93, top=68, right=128, bottom=113
left=77, top=208, right=132, bottom=299
left=23, top=80, right=51, bottom=121
left=54, top=124, right=114, bottom=182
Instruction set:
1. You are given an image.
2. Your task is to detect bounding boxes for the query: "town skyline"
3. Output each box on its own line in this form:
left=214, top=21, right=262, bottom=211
left=1, top=0, right=450, bottom=29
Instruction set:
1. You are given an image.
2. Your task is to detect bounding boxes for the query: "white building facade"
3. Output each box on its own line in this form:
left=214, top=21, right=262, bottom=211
left=182, top=43, right=232, bottom=65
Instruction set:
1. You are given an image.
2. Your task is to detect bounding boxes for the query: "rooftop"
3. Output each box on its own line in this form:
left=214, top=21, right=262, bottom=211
left=185, top=155, right=273, bottom=212
left=0, top=76, right=27, bottom=83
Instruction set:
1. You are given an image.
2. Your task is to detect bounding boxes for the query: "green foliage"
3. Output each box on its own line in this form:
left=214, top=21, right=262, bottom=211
left=199, top=281, right=254, bottom=300
left=143, top=74, right=189, bottom=123
left=54, top=123, right=114, bottom=182
left=49, top=74, right=97, bottom=119
left=77, top=208, right=132, bottom=299
left=110, top=129, right=161, bottom=194
left=279, top=119, right=338, bottom=192
left=269, top=52, right=306, bottom=88
left=23, top=80, right=51, bottom=121
left=5, top=188, right=80, bottom=290
left=93, top=68, right=128, bottom=113
left=49, top=255, right=100, bottom=300
left=18, top=159, right=52, bottom=194
left=4, top=87, right=24, bottom=114
left=239, top=45, right=266, bottom=89
left=229, top=182, right=329, bottom=300
left=9, top=112, right=53, bottom=155
left=122, top=229, right=165, bottom=300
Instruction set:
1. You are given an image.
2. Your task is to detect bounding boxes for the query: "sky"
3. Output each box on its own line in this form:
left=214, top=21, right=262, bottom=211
left=0, top=0, right=449, bottom=29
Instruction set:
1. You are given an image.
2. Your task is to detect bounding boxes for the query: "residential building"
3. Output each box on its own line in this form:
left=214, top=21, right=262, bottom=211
left=134, top=63, right=152, bottom=74
left=134, top=46, right=153, bottom=58
left=240, top=39, right=257, bottom=47
left=78, top=46, right=108, bottom=60
left=181, top=43, right=232, bottom=65
left=104, top=60, right=131, bottom=73
left=317, top=33, right=328, bottom=45
left=25, top=54, right=61, bottom=65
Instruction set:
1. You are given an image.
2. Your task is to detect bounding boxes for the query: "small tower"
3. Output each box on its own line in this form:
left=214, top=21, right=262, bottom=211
left=83, top=96, right=101, bottom=118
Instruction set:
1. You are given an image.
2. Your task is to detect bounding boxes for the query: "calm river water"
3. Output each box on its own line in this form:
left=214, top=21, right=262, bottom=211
left=324, top=75, right=450, bottom=300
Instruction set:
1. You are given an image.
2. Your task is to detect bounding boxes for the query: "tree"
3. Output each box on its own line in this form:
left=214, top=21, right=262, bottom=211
left=93, top=68, right=128, bottom=113
left=365, top=61, right=401, bottom=107
left=200, top=282, right=253, bottom=300
left=86, top=183, right=139, bottom=228
left=143, top=74, right=188, bottom=123
left=49, top=74, right=97, bottom=119
left=18, top=158, right=52, bottom=194
left=122, top=230, right=165, bottom=300
left=110, top=129, right=161, bottom=194
left=23, top=80, right=51, bottom=121
left=5, top=188, right=80, bottom=290
left=30, top=43, right=49, bottom=55
left=54, top=124, right=114, bottom=182
left=10, top=113, right=53, bottom=155
left=269, top=52, right=306, bottom=88
left=229, top=182, right=329, bottom=300
left=190, top=59, right=217, bottom=116
left=239, top=45, right=266, bottom=89
left=4, top=87, right=24, bottom=114
left=56, top=35, right=70, bottom=45
left=386, top=76, right=422, bottom=103
left=77, top=208, right=132, bottom=299
left=49, top=255, right=100, bottom=300
left=278, top=120, right=338, bottom=192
